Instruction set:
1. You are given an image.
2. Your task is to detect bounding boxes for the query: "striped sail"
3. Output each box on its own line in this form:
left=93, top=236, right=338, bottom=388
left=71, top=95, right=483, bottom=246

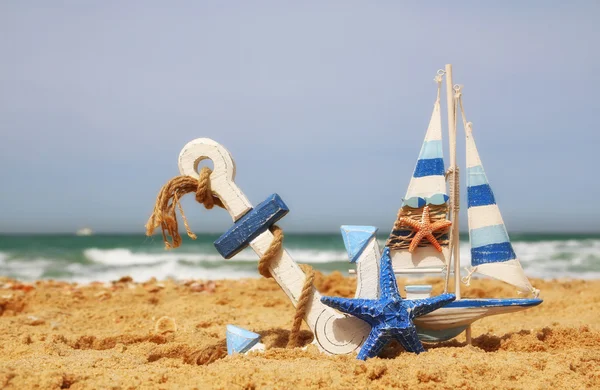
left=387, top=94, right=450, bottom=270
left=466, top=125, right=536, bottom=294
left=403, top=98, right=448, bottom=207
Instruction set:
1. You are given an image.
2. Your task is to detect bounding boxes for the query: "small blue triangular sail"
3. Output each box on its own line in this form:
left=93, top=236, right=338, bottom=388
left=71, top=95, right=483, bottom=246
left=226, top=325, right=260, bottom=355
left=340, top=226, right=378, bottom=263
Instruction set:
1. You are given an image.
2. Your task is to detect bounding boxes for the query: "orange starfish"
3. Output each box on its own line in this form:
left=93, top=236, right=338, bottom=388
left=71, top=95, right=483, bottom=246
left=397, top=206, right=452, bottom=253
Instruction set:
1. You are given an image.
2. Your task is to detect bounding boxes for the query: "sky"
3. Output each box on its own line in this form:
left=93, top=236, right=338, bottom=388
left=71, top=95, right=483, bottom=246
left=1, top=1, right=599, bottom=234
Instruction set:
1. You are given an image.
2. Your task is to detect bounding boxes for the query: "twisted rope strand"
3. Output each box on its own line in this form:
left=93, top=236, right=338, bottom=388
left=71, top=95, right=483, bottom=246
left=257, top=226, right=284, bottom=278
left=287, top=264, right=315, bottom=348
left=257, top=225, right=315, bottom=347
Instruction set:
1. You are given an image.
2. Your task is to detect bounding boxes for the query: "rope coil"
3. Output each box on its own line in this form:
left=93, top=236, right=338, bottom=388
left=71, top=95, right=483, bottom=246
left=146, top=170, right=314, bottom=348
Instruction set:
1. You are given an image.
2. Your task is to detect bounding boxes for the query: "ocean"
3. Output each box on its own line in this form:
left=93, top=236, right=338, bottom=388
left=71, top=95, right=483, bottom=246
left=0, top=233, right=599, bottom=283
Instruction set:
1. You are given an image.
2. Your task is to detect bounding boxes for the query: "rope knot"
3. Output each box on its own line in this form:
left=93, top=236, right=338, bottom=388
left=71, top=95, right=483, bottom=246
left=145, top=167, right=223, bottom=249
left=195, top=167, right=216, bottom=209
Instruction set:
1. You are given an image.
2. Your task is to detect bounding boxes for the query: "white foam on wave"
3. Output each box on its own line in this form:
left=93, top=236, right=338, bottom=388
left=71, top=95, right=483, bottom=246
left=84, top=248, right=234, bottom=265
left=0, top=257, right=56, bottom=280
left=66, top=261, right=256, bottom=284
left=68, top=247, right=349, bottom=283
left=83, top=247, right=348, bottom=266
left=4, top=239, right=600, bottom=283
left=76, top=239, right=600, bottom=283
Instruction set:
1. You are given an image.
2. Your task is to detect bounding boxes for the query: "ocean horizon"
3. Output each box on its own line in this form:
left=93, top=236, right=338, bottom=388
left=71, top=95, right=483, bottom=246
left=1, top=232, right=599, bottom=283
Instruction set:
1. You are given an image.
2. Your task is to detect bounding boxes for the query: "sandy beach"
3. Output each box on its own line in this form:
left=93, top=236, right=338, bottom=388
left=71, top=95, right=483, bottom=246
left=0, top=274, right=598, bottom=389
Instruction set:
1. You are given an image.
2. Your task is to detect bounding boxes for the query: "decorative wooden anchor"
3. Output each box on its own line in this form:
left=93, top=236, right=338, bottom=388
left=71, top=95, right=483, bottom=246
left=177, top=138, right=370, bottom=355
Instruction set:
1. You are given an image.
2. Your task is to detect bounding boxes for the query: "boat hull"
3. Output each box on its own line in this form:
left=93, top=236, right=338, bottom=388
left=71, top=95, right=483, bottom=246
left=414, top=298, right=542, bottom=342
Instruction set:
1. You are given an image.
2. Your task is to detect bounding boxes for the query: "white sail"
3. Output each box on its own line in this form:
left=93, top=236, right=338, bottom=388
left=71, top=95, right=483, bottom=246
left=465, top=124, right=538, bottom=295
left=387, top=80, right=450, bottom=270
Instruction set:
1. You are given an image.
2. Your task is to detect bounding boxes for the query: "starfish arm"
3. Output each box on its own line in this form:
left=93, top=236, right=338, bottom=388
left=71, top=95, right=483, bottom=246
left=410, top=293, right=456, bottom=318
left=320, top=296, right=379, bottom=322
left=378, top=248, right=401, bottom=300
left=394, top=325, right=425, bottom=354
left=421, top=206, right=431, bottom=223
left=409, top=230, right=426, bottom=253
left=424, top=232, right=443, bottom=252
left=357, top=327, right=391, bottom=360
left=397, top=217, right=421, bottom=230
left=430, top=220, right=452, bottom=231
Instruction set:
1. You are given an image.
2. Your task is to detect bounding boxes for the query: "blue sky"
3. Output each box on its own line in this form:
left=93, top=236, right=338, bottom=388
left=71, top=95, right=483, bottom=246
left=1, top=1, right=599, bottom=233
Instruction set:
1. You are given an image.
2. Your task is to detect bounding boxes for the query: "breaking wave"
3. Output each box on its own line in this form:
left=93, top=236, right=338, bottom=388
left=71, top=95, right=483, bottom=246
left=1, top=235, right=599, bottom=283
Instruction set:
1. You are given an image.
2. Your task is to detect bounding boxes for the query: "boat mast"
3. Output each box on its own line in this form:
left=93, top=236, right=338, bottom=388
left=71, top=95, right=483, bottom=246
left=445, top=64, right=461, bottom=300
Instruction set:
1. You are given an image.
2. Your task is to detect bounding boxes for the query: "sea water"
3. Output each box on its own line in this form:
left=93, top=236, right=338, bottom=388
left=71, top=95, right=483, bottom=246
left=0, top=233, right=599, bottom=283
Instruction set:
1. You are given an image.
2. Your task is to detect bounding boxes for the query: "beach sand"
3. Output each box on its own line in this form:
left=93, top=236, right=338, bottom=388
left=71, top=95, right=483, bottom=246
left=0, top=274, right=598, bottom=389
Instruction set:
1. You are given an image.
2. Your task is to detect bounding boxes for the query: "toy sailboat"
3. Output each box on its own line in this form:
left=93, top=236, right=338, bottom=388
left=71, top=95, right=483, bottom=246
left=345, top=64, right=542, bottom=342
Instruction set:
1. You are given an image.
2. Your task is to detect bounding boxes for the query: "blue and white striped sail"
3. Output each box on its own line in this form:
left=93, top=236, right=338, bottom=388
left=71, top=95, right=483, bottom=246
left=389, top=89, right=450, bottom=270
left=466, top=124, right=537, bottom=295
left=403, top=98, right=449, bottom=208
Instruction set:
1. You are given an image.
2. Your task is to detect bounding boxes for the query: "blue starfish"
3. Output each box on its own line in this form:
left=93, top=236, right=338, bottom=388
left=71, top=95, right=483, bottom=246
left=321, top=248, right=456, bottom=360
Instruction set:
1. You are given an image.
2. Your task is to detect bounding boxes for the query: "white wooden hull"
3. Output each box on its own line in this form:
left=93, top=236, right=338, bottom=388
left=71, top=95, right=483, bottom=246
left=413, top=298, right=542, bottom=341
left=416, top=302, right=529, bottom=330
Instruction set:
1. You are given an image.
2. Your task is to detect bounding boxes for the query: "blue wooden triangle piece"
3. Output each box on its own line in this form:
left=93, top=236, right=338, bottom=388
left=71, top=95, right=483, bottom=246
left=226, top=324, right=261, bottom=355
left=340, top=226, right=378, bottom=263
